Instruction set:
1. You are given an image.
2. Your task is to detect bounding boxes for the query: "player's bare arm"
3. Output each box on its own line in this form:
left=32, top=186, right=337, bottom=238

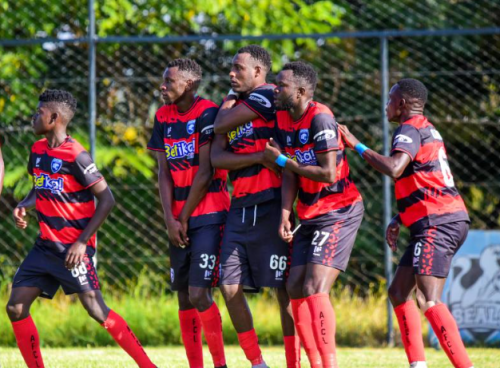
left=156, top=151, right=186, bottom=247
left=210, top=133, right=280, bottom=175
left=339, top=124, right=411, bottom=179
left=214, top=98, right=261, bottom=134
left=65, top=179, right=115, bottom=269
left=177, top=142, right=214, bottom=244
left=13, top=188, right=36, bottom=229
left=280, top=169, right=298, bottom=243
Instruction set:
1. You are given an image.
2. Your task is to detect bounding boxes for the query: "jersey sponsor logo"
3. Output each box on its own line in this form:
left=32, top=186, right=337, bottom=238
left=201, top=124, right=214, bottom=136
left=35, top=157, right=41, bottom=167
left=314, top=129, right=336, bottom=142
left=249, top=93, right=271, bottom=108
left=286, top=135, right=292, bottom=146
left=228, top=122, right=253, bottom=144
left=394, top=134, right=413, bottom=144
left=83, top=163, right=98, bottom=175
left=299, top=129, right=309, bottom=144
left=170, top=268, right=175, bottom=283
left=164, top=139, right=196, bottom=160
left=34, top=173, right=64, bottom=194
left=295, top=148, right=317, bottom=165
left=431, top=128, right=443, bottom=140
left=186, top=119, right=196, bottom=135
left=51, top=158, right=63, bottom=173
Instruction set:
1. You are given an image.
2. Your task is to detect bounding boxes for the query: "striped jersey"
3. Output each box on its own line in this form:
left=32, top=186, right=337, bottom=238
left=391, top=115, right=469, bottom=231
left=29, top=136, right=103, bottom=252
left=148, top=97, right=230, bottom=228
left=227, top=84, right=281, bottom=208
left=276, top=101, right=362, bottom=222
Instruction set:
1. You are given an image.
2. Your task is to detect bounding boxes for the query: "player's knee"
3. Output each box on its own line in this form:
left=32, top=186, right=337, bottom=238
left=302, top=279, right=323, bottom=297
left=286, top=278, right=304, bottom=299
left=275, top=288, right=290, bottom=310
left=80, top=293, right=109, bottom=323
left=188, top=289, right=212, bottom=311
left=220, top=284, right=240, bottom=303
left=6, top=302, right=29, bottom=322
left=388, top=284, right=409, bottom=307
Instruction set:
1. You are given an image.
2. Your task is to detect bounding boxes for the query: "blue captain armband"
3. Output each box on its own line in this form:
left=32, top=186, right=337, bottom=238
left=354, top=143, right=370, bottom=158
left=275, top=154, right=288, bottom=168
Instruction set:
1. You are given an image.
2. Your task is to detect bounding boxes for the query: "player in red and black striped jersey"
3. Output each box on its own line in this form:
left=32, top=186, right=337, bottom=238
left=211, top=45, right=298, bottom=368
left=7, top=90, right=157, bottom=368
left=340, top=79, right=473, bottom=368
left=147, top=59, right=229, bottom=368
left=264, top=61, right=363, bottom=368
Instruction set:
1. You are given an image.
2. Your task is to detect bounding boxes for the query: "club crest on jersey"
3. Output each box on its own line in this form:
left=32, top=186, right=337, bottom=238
left=228, top=122, right=253, bottom=144
left=34, top=173, right=64, bottom=194
left=430, top=129, right=443, bottom=140
left=249, top=93, right=271, bottom=108
left=295, top=148, right=317, bottom=165
left=164, top=139, right=196, bottom=160
left=186, top=119, right=196, bottom=135
left=51, top=158, right=63, bottom=173
left=299, top=129, right=309, bottom=144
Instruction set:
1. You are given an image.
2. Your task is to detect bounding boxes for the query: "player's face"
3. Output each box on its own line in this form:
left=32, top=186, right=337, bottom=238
left=386, top=84, right=403, bottom=122
left=274, top=70, right=297, bottom=111
left=31, top=103, right=55, bottom=135
left=229, top=53, right=257, bottom=93
left=160, top=67, right=188, bottom=104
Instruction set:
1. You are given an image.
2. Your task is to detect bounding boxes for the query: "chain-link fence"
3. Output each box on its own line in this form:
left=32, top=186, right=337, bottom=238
left=1, top=1, right=499, bottom=294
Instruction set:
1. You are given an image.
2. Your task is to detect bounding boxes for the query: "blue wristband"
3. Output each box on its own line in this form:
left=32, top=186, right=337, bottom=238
left=354, top=143, right=369, bottom=157
left=275, top=154, right=288, bottom=168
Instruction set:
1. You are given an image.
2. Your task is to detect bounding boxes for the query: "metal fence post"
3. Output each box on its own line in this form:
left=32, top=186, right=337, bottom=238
left=88, top=0, right=96, bottom=160
left=380, top=36, right=394, bottom=346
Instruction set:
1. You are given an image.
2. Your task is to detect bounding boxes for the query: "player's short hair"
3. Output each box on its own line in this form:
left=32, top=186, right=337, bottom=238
left=167, top=58, right=202, bottom=82
left=39, top=89, right=77, bottom=114
left=237, top=45, right=272, bottom=73
left=282, top=61, right=318, bottom=91
left=397, top=78, right=428, bottom=104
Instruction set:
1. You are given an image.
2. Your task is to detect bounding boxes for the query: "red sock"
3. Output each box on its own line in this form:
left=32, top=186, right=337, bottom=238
left=284, top=335, right=301, bottom=368
left=102, top=310, right=156, bottom=368
left=198, top=303, right=226, bottom=367
left=291, top=298, right=321, bottom=367
left=11, top=316, right=45, bottom=368
left=306, top=293, right=338, bottom=368
left=237, top=329, right=263, bottom=365
left=179, top=308, right=204, bottom=368
left=425, top=304, right=473, bottom=368
left=394, top=301, right=426, bottom=364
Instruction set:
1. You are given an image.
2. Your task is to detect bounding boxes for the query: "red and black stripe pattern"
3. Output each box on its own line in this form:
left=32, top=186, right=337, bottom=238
left=29, top=137, right=103, bottom=252
left=391, top=115, right=469, bottom=232
left=148, top=97, right=230, bottom=228
left=226, top=84, right=282, bottom=208
left=276, top=102, right=362, bottom=221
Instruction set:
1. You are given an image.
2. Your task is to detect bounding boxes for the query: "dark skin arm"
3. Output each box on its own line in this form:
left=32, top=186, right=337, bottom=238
left=178, top=142, right=214, bottom=245
left=213, top=97, right=260, bottom=134
left=65, top=180, right=115, bottom=269
left=156, top=151, right=186, bottom=248
left=264, top=138, right=337, bottom=183
left=338, top=124, right=411, bottom=180
left=13, top=188, right=36, bottom=229
left=279, top=169, right=299, bottom=243
left=211, top=133, right=280, bottom=174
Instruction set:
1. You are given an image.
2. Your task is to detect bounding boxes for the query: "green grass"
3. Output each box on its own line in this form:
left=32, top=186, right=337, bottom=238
left=0, top=346, right=498, bottom=367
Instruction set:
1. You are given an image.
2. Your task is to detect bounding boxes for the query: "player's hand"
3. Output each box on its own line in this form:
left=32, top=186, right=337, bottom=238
left=65, top=241, right=87, bottom=270
left=338, top=124, right=360, bottom=149
left=167, top=219, right=187, bottom=248
left=13, top=207, right=28, bottom=229
left=279, top=217, right=294, bottom=243
left=386, top=218, right=400, bottom=252
left=264, top=138, right=281, bottom=162
left=178, top=217, right=190, bottom=247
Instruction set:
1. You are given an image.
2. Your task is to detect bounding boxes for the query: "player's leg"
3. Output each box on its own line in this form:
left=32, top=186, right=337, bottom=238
left=416, top=222, right=473, bottom=368
left=276, top=287, right=300, bottom=368
left=188, top=224, right=227, bottom=368
left=7, top=286, right=45, bottom=368
left=78, top=290, right=157, bottom=368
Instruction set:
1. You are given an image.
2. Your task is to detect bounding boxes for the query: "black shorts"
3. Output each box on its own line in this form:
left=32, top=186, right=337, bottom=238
left=291, top=202, right=364, bottom=271
left=399, top=221, right=469, bottom=277
left=170, top=224, right=224, bottom=291
left=12, top=245, right=100, bottom=299
left=220, top=199, right=291, bottom=291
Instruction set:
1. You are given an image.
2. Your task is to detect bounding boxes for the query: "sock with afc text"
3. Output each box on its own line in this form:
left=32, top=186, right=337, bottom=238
left=179, top=308, right=204, bottom=368
left=291, top=298, right=321, bottom=368
left=12, top=315, right=45, bottom=368
left=394, top=300, right=426, bottom=364
left=198, top=302, right=226, bottom=367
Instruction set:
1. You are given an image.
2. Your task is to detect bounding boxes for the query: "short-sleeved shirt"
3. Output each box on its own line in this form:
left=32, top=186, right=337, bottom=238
left=29, top=136, right=103, bottom=252
left=276, top=101, right=362, bottom=222
left=226, top=84, right=282, bottom=208
left=148, top=97, right=230, bottom=228
left=391, top=115, right=469, bottom=232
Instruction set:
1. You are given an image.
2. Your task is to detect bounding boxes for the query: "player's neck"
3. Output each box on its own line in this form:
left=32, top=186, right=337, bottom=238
left=45, top=128, right=68, bottom=148
left=289, top=99, right=311, bottom=121
left=176, top=94, right=197, bottom=113
left=399, top=109, right=424, bottom=124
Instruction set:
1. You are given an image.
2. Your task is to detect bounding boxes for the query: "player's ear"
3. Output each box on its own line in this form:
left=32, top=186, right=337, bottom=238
left=50, top=112, right=58, bottom=124
left=297, top=86, right=306, bottom=98
left=185, top=79, right=194, bottom=93
left=254, top=64, right=262, bottom=78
